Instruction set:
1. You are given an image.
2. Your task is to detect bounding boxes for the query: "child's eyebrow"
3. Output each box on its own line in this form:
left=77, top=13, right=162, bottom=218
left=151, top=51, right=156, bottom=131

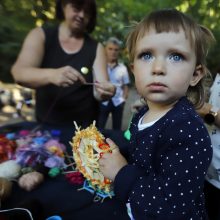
left=135, top=47, right=153, bottom=54
left=167, top=47, right=192, bottom=56
left=135, top=46, right=192, bottom=56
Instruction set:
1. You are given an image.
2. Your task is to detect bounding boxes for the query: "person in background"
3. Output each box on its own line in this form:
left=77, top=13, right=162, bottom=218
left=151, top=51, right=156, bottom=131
left=11, top=0, right=115, bottom=128
left=98, top=37, right=130, bottom=130
left=197, top=71, right=220, bottom=220
left=99, top=8, right=214, bottom=219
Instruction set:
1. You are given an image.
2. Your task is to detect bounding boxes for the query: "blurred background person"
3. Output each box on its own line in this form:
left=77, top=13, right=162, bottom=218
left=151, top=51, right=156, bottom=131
left=11, top=0, right=115, bottom=128
left=98, top=37, right=130, bottom=130
left=197, top=71, right=220, bottom=220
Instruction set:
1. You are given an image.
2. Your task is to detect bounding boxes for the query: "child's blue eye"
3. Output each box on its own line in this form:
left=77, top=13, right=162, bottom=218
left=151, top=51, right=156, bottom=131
left=140, top=52, right=153, bottom=61
left=169, top=53, right=184, bottom=62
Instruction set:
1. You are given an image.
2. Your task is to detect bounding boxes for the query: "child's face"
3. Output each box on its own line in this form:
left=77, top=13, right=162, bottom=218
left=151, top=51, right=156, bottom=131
left=131, top=28, right=203, bottom=106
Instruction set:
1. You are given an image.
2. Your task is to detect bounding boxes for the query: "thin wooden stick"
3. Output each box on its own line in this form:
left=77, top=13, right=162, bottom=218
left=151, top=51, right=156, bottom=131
left=84, top=82, right=121, bottom=87
left=73, top=121, right=80, bottom=131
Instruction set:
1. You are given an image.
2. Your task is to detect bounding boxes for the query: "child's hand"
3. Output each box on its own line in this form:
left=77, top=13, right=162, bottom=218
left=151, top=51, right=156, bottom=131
left=99, top=138, right=127, bottom=181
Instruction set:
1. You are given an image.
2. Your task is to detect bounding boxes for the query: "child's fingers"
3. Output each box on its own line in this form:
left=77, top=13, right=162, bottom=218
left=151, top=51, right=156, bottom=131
left=106, top=138, right=119, bottom=153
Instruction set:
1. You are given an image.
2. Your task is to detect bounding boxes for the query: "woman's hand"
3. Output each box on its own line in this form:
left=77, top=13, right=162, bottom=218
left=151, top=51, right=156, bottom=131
left=99, top=138, right=127, bottom=181
left=94, top=81, right=116, bottom=101
left=52, top=66, right=86, bottom=87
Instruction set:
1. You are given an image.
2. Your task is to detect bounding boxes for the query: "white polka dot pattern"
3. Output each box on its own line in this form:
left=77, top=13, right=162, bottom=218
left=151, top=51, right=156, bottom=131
left=114, top=97, right=212, bottom=220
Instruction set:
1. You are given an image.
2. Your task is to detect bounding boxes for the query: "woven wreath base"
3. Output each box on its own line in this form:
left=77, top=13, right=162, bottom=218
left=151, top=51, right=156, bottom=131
left=78, top=180, right=114, bottom=202
left=71, top=122, right=113, bottom=195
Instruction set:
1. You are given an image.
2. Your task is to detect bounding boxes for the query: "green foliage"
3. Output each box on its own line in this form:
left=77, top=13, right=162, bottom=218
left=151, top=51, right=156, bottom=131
left=0, top=0, right=56, bottom=82
left=0, top=0, right=35, bottom=82
left=0, top=0, right=220, bottom=82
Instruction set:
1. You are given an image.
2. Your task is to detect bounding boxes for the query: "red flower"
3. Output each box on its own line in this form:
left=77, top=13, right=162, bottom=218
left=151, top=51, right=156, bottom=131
left=65, top=171, right=84, bottom=185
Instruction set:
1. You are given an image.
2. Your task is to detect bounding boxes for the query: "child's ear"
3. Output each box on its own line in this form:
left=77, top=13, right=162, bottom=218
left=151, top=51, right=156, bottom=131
left=190, top=64, right=205, bottom=86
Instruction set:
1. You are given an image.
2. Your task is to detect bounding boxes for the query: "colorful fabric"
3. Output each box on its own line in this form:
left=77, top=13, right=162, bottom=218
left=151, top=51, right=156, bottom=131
left=0, top=129, right=66, bottom=173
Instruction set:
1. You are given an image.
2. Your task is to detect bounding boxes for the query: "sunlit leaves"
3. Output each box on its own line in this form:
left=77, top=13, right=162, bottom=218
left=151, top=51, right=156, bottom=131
left=1, top=0, right=220, bottom=82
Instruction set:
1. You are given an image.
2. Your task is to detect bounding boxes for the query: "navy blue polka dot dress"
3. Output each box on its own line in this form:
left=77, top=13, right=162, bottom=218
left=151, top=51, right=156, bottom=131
left=114, top=97, right=212, bottom=220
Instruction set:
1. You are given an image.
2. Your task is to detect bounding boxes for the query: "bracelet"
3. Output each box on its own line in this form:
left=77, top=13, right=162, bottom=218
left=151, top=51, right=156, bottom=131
left=204, top=106, right=218, bottom=125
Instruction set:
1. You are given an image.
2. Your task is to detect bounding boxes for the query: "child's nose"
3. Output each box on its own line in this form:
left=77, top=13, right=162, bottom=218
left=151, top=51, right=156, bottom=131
left=152, top=58, right=166, bottom=75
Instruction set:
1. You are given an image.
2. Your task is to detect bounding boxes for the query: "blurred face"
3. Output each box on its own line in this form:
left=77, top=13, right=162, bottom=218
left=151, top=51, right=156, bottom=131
left=62, top=3, right=89, bottom=34
left=105, top=42, right=120, bottom=63
left=131, top=28, right=203, bottom=106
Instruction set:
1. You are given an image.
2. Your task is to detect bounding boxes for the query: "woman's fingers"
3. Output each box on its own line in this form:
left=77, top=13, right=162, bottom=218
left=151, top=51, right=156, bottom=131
left=66, top=69, right=86, bottom=84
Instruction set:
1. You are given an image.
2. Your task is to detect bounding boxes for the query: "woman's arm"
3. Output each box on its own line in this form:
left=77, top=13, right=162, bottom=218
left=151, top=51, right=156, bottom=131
left=11, top=27, right=50, bottom=88
left=93, top=43, right=109, bottom=83
left=11, top=27, right=86, bottom=89
left=216, top=109, right=220, bottom=127
left=92, top=43, right=115, bottom=101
